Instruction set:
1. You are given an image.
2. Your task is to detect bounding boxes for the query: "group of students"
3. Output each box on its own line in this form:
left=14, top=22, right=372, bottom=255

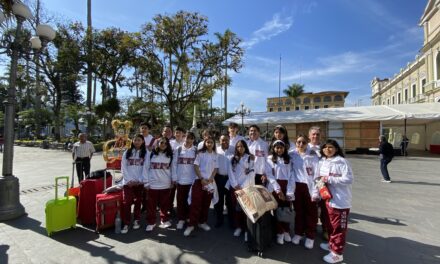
left=119, top=122, right=353, bottom=264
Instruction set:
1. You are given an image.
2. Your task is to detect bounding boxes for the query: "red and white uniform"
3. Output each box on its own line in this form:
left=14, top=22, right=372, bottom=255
left=265, top=156, right=295, bottom=195
left=316, top=155, right=353, bottom=255
left=247, top=138, right=269, bottom=175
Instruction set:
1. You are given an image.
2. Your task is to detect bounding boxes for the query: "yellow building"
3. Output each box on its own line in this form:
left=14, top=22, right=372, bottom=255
left=371, top=0, right=440, bottom=105
left=266, top=91, right=349, bottom=112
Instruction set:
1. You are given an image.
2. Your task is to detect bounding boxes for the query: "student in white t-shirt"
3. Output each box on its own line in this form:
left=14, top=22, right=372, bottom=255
left=145, top=137, right=174, bottom=232
left=184, top=136, right=218, bottom=237
left=140, top=122, right=155, bottom=151
left=172, top=131, right=198, bottom=230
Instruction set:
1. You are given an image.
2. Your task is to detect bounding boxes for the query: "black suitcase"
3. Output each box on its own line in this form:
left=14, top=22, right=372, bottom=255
left=246, top=211, right=272, bottom=257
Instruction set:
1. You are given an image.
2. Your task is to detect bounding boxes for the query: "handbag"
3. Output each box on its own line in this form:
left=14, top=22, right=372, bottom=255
left=276, top=203, right=295, bottom=223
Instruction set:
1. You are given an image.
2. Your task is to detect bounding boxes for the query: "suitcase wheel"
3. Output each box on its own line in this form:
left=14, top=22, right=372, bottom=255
left=257, top=251, right=264, bottom=258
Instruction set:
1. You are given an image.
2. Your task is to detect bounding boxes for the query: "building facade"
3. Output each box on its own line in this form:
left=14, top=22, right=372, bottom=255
left=371, top=0, right=440, bottom=105
left=266, top=91, right=349, bottom=112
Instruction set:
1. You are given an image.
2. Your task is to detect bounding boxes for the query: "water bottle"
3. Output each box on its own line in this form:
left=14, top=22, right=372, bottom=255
left=115, top=210, right=122, bottom=234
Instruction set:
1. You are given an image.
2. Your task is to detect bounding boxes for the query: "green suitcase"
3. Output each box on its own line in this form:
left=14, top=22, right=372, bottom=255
left=45, top=176, right=77, bottom=236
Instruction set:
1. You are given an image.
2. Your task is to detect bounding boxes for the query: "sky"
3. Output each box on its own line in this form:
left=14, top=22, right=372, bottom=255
left=39, top=0, right=427, bottom=112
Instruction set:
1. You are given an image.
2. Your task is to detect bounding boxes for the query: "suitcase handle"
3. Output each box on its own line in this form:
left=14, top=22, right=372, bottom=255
left=55, top=176, right=69, bottom=200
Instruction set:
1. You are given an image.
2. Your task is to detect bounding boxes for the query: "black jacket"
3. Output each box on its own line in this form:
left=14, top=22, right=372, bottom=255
left=379, top=141, right=394, bottom=160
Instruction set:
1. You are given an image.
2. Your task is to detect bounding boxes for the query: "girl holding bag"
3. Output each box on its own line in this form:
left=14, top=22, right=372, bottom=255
left=316, top=139, right=353, bottom=264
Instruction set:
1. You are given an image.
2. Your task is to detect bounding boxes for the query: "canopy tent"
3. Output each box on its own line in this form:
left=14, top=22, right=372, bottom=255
left=223, top=103, right=440, bottom=126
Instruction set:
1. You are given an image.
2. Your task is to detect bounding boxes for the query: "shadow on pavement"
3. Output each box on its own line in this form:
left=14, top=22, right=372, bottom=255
left=0, top=245, right=9, bottom=264
left=349, top=213, right=406, bottom=226
left=389, top=180, right=440, bottom=186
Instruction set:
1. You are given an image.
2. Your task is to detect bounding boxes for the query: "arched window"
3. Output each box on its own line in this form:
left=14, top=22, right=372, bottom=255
left=313, top=97, right=321, bottom=103
left=303, top=97, right=310, bottom=104
left=296, top=98, right=301, bottom=104
left=334, top=95, right=343, bottom=101
left=285, top=99, right=292, bottom=105
left=323, top=96, right=332, bottom=102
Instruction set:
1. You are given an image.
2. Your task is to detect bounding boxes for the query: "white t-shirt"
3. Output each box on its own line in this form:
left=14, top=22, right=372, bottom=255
left=194, top=151, right=218, bottom=180
left=247, top=138, right=269, bottom=174
left=229, top=134, right=244, bottom=148
left=172, top=145, right=197, bottom=185
left=228, top=154, right=255, bottom=189
left=266, top=155, right=295, bottom=195
left=147, top=152, right=172, bottom=190
left=216, top=145, right=234, bottom=176
left=170, top=138, right=185, bottom=151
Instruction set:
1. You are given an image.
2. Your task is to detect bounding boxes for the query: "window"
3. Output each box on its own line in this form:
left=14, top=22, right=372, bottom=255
left=323, top=96, right=332, bottom=102
left=334, top=95, right=343, bottom=101
left=421, top=79, right=426, bottom=94
left=324, top=105, right=329, bottom=108
left=269, top=102, right=275, bottom=107
left=313, top=97, right=321, bottom=103
left=387, top=99, right=390, bottom=105
left=269, top=108, right=273, bottom=112
left=412, top=84, right=416, bottom=98
left=404, top=89, right=408, bottom=102
left=304, top=106, right=310, bottom=110
left=295, top=106, right=300, bottom=111
left=392, top=96, right=395, bottom=104
left=277, top=107, right=282, bottom=112
left=398, top=92, right=401, bottom=104
left=315, top=106, right=319, bottom=109
left=285, top=99, right=292, bottom=105
left=286, top=107, right=290, bottom=111
left=296, top=98, right=301, bottom=104
left=303, top=97, right=310, bottom=104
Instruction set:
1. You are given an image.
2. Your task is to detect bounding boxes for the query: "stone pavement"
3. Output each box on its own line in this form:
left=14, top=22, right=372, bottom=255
left=0, top=146, right=440, bottom=264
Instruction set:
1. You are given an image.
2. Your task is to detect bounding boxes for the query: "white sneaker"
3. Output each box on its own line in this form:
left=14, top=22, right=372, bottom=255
left=133, top=220, right=140, bottom=230
left=276, top=234, right=284, bottom=245
left=120, top=225, right=128, bottom=234
left=284, top=232, right=292, bottom=242
left=244, top=232, right=248, bottom=242
left=145, top=224, right=156, bottom=232
left=233, top=228, right=242, bottom=237
left=176, top=220, right=185, bottom=230
left=320, top=242, right=330, bottom=251
left=184, top=226, right=194, bottom=236
left=323, top=251, right=343, bottom=263
left=159, top=221, right=172, bottom=228
left=198, top=223, right=211, bottom=231
left=304, top=238, right=314, bottom=249
left=291, top=234, right=302, bottom=245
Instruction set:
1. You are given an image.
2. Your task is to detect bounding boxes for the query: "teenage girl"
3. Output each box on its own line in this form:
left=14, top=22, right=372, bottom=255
left=172, top=132, right=198, bottom=230
left=228, top=139, right=255, bottom=240
left=269, top=125, right=294, bottom=152
left=120, top=134, right=149, bottom=234
left=145, top=137, right=174, bottom=232
left=266, top=140, right=295, bottom=245
left=184, top=136, right=218, bottom=236
left=290, top=134, right=320, bottom=249
left=317, top=139, right=353, bottom=264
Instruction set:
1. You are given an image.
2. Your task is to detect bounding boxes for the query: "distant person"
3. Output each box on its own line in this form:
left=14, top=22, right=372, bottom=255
left=0, top=134, right=4, bottom=153
left=140, top=122, right=155, bottom=151
left=170, top=127, right=186, bottom=150
left=72, top=133, right=95, bottom=183
left=197, top=129, right=213, bottom=150
left=228, top=122, right=244, bottom=148
left=400, top=135, right=409, bottom=156
left=379, top=135, right=394, bottom=183
left=308, top=126, right=322, bottom=157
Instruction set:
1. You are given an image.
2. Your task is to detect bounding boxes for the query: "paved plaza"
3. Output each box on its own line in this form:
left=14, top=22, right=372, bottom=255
left=0, top=146, right=439, bottom=264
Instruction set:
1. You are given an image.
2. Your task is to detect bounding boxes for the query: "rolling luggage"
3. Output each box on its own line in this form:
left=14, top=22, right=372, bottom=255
left=77, top=171, right=112, bottom=225
left=95, top=190, right=123, bottom=232
left=67, top=162, right=80, bottom=202
left=45, top=176, right=77, bottom=236
left=246, top=211, right=273, bottom=258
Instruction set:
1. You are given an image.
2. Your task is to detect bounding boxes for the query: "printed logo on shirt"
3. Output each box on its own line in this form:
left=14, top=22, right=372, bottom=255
left=128, top=158, right=144, bottom=166
left=178, top=157, right=195, bottom=165
left=306, top=167, right=313, bottom=176
left=329, top=172, right=342, bottom=177
left=150, top=162, right=170, bottom=170
left=254, top=150, right=265, bottom=157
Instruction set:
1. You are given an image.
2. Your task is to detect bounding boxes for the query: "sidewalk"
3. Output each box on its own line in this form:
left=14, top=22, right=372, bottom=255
left=0, top=146, right=439, bottom=263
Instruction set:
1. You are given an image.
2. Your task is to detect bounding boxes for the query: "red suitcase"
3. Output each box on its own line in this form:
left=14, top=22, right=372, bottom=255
left=95, top=191, right=123, bottom=232
left=77, top=175, right=112, bottom=225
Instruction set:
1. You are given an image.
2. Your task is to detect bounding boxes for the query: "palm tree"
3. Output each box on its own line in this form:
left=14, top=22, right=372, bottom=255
left=283, top=83, right=304, bottom=111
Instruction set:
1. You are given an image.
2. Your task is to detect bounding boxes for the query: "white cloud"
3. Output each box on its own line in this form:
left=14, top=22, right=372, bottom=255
left=302, top=2, right=318, bottom=14
left=242, top=13, right=293, bottom=49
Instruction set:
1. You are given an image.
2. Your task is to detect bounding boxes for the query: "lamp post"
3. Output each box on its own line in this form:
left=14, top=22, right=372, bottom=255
left=235, top=101, right=251, bottom=136
left=0, top=3, right=56, bottom=221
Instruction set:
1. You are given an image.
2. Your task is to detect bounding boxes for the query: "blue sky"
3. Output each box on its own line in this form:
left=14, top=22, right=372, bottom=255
left=41, top=0, right=427, bottom=112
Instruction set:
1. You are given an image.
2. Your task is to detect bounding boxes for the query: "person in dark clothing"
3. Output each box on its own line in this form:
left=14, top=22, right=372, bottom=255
left=400, top=136, right=409, bottom=156
left=379, top=135, right=394, bottom=183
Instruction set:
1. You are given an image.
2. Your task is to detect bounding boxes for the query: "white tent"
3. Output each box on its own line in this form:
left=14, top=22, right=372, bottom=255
left=223, top=102, right=440, bottom=125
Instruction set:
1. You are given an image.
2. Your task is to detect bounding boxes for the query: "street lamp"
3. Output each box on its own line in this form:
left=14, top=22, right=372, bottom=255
left=0, top=3, right=56, bottom=221
left=235, top=101, right=251, bottom=136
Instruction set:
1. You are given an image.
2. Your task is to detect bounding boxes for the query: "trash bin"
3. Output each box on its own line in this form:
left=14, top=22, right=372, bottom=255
left=42, top=140, right=49, bottom=149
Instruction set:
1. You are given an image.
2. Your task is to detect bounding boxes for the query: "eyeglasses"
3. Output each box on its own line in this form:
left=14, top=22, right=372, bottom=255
left=296, top=141, right=307, bottom=145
